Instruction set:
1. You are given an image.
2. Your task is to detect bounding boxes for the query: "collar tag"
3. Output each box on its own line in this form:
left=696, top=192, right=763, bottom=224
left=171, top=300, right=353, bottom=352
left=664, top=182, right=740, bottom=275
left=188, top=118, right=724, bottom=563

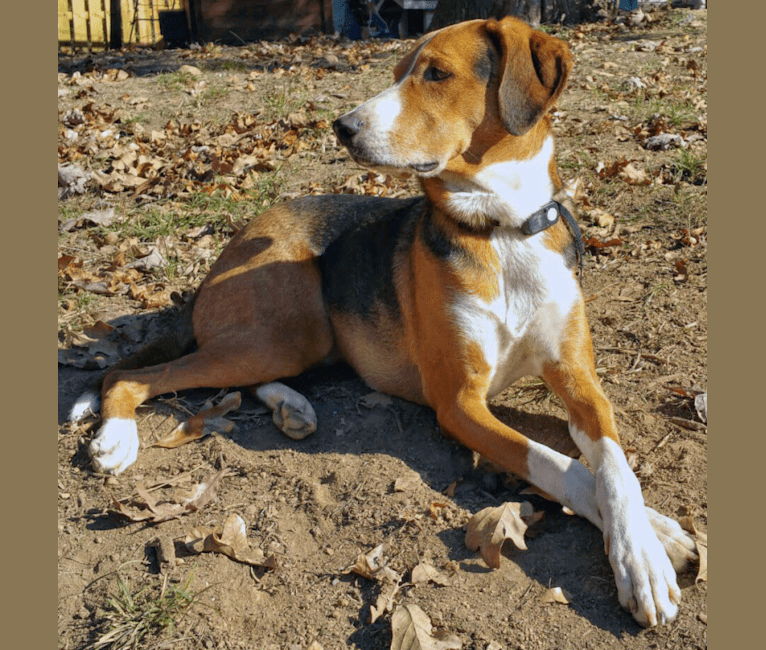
left=520, top=201, right=560, bottom=235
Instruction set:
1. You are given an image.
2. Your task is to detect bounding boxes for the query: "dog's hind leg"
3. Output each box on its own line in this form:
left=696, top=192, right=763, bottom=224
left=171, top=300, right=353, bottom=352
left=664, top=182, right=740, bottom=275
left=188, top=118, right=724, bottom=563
left=90, top=336, right=326, bottom=474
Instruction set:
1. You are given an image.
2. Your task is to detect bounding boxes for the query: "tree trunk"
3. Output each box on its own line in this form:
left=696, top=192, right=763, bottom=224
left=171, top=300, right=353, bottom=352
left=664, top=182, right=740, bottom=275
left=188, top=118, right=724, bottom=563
left=429, top=0, right=613, bottom=28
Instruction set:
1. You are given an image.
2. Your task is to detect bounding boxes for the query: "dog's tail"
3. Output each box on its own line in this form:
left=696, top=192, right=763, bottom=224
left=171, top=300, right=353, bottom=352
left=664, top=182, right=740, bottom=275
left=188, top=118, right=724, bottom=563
left=68, top=293, right=198, bottom=422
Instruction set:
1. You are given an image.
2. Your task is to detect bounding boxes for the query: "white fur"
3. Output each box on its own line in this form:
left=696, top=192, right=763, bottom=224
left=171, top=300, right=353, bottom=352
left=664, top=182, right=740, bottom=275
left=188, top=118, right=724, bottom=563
left=69, top=390, right=100, bottom=422
left=570, top=428, right=682, bottom=627
left=89, top=418, right=139, bottom=475
left=444, top=138, right=556, bottom=228
left=451, top=223, right=579, bottom=398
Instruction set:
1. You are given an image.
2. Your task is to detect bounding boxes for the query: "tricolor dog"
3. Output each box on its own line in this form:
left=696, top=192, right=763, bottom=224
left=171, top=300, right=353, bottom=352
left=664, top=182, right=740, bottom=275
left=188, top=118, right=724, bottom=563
left=71, top=17, right=698, bottom=627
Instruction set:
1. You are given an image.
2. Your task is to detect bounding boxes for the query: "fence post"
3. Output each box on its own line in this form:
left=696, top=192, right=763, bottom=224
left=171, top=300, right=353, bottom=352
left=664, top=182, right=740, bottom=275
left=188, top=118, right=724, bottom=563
left=109, top=0, right=122, bottom=49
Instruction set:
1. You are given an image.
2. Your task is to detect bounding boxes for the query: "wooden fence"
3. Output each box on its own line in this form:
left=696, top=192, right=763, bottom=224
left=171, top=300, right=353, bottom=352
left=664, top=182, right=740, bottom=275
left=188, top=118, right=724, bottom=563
left=58, top=0, right=181, bottom=50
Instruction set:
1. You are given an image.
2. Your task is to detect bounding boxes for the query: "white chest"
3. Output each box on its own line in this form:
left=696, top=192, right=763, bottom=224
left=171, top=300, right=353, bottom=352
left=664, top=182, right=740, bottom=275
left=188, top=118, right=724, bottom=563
left=451, top=232, right=580, bottom=397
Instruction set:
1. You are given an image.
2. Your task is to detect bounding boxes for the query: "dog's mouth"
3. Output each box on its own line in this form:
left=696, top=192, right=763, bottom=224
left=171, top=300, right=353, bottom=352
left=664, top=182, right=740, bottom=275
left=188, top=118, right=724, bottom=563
left=410, top=161, right=438, bottom=173
left=345, top=150, right=441, bottom=177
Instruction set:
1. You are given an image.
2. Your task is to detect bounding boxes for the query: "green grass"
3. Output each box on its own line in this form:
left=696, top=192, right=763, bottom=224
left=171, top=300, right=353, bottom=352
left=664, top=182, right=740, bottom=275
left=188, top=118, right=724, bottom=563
left=630, top=97, right=697, bottom=128
left=156, top=71, right=197, bottom=91
left=674, top=148, right=706, bottom=185
left=261, top=83, right=310, bottom=121
left=93, top=573, right=200, bottom=650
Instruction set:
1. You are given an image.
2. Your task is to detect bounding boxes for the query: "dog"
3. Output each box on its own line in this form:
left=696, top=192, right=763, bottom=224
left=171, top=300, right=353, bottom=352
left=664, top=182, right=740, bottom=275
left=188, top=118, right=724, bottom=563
left=70, top=17, right=698, bottom=627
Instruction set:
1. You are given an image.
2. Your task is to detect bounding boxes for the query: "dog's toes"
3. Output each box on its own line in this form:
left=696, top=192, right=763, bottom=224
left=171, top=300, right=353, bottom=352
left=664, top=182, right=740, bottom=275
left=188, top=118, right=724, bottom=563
left=645, top=507, right=699, bottom=572
left=89, top=418, right=139, bottom=475
left=609, top=522, right=681, bottom=627
left=254, top=382, right=317, bottom=440
left=273, top=399, right=317, bottom=440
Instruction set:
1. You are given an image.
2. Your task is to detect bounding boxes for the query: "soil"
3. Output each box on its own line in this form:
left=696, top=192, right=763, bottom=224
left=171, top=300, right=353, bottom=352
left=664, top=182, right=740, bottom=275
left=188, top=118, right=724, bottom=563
left=58, top=6, right=707, bottom=650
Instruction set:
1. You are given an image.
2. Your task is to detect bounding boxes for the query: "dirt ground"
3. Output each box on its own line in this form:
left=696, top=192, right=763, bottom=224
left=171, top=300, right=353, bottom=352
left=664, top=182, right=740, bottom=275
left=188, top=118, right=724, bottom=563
left=58, top=6, right=707, bottom=650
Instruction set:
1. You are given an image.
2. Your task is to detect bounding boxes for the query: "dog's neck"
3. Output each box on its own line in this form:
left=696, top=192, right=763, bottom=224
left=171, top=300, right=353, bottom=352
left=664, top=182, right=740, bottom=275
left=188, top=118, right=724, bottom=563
left=421, top=124, right=560, bottom=231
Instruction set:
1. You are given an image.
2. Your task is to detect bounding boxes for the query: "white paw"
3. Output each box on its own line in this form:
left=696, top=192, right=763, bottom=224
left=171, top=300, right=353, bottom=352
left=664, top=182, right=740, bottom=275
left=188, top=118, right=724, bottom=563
left=272, top=399, right=317, bottom=440
left=89, top=418, right=139, bottom=475
left=69, top=390, right=101, bottom=422
left=646, top=506, right=699, bottom=572
left=606, top=514, right=681, bottom=627
left=255, top=382, right=317, bottom=440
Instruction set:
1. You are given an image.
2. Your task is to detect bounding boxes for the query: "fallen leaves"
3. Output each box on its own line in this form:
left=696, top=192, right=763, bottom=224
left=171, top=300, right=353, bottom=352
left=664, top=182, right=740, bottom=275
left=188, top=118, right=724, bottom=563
left=465, top=501, right=541, bottom=568
left=390, top=604, right=462, bottom=650
left=111, top=465, right=227, bottom=523
left=185, top=513, right=277, bottom=568
left=679, top=517, right=708, bottom=584
left=154, top=392, right=241, bottom=449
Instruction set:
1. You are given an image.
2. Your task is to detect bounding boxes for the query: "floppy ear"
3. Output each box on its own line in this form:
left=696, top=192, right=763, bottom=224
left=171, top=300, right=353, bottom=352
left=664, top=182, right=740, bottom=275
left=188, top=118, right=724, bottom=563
left=485, top=19, right=574, bottom=136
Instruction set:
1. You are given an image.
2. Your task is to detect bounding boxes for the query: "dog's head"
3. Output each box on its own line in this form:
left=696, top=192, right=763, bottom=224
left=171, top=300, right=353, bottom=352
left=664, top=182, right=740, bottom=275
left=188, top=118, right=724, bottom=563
left=333, top=17, right=573, bottom=179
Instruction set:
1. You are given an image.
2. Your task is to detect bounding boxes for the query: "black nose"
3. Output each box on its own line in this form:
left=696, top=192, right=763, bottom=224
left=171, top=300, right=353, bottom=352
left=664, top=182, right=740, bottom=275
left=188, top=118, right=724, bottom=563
left=333, top=114, right=363, bottom=146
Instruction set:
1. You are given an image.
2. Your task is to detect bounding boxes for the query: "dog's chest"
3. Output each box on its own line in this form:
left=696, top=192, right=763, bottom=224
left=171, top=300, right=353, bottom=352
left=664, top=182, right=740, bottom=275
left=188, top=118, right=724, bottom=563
left=452, top=232, right=579, bottom=397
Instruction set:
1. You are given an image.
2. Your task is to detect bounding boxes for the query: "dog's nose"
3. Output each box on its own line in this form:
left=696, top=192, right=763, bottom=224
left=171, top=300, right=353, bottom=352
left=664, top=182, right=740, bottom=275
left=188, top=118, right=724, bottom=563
left=333, top=114, right=364, bottom=146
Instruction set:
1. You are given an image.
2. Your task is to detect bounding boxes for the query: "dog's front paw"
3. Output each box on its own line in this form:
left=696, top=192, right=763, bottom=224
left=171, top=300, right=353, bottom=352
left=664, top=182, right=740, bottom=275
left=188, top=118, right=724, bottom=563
left=89, top=418, right=139, bottom=475
left=606, top=516, right=681, bottom=627
left=646, top=506, right=699, bottom=572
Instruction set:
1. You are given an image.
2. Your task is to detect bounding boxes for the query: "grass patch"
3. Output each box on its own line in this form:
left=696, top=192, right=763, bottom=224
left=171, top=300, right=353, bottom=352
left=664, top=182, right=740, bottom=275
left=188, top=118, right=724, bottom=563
left=674, top=148, right=706, bottom=185
left=261, top=83, right=310, bottom=121
left=93, top=573, right=201, bottom=650
left=156, top=71, right=197, bottom=91
left=630, top=97, right=697, bottom=128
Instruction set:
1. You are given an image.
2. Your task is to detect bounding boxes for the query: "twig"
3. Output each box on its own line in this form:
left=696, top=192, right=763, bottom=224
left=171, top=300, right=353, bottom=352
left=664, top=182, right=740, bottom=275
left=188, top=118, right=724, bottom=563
left=229, top=30, right=248, bottom=46
left=583, top=281, right=620, bottom=303
left=596, top=347, right=668, bottom=365
left=666, top=416, right=707, bottom=432
left=653, top=432, right=673, bottom=451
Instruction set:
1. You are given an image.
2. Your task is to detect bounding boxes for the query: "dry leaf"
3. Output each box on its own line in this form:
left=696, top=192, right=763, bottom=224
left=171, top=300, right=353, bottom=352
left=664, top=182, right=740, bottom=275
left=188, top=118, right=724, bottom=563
left=465, top=501, right=536, bottom=568
left=154, top=392, right=241, bottom=449
left=411, top=562, right=452, bottom=587
left=347, top=544, right=401, bottom=583
left=679, top=517, right=707, bottom=583
left=619, top=163, right=651, bottom=186
left=184, top=513, right=277, bottom=568
left=393, top=472, right=421, bottom=493
left=540, top=586, right=572, bottom=604
left=370, top=579, right=402, bottom=624
left=124, top=246, right=167, bottom=272
left=390, top=604, right=462, bottom=650
left=111, top=465, right=227, bottom=523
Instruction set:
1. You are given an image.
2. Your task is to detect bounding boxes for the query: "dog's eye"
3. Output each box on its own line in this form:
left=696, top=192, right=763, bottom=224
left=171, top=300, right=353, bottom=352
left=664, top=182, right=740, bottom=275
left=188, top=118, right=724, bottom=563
left=424, top=66, right=451, bottom=82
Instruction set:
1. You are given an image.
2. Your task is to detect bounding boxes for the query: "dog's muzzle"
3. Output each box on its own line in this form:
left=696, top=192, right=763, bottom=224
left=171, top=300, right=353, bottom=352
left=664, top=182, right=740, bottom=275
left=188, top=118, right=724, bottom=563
left=333, top=114, right=363, bottom=148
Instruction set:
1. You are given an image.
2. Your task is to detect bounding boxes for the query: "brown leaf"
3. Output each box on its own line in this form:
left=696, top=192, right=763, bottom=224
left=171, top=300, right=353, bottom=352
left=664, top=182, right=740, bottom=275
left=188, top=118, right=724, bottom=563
left=390, top=604, right=462, bottom=650
left=110, top=465, right=227, bottom=523
left=540, top=586, right=572, bottom=604
left=619, top=163, right=651, bottom=186
left=411, top=562, right=452, bottom=587
left=346, top=544, right=401, bottom=583
left=679, top=517, right=707, bottom=583
left=184, top=514, right=277, bottom=568
left=154, top=392, right=241, bottom=449
left=465, top=501, right=536, bottom=568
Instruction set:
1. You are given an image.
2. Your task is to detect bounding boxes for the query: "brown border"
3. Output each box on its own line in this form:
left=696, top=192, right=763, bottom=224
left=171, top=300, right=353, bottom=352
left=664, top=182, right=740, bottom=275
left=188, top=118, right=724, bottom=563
left=12, top=3, right=54, bottom=649
left=712, top=2, right=751, bottom=647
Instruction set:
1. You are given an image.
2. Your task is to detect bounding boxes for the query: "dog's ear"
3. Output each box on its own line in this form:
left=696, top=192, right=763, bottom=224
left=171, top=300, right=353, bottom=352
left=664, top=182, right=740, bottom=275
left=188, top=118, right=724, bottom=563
left=485, top=19, right=573, bottom=136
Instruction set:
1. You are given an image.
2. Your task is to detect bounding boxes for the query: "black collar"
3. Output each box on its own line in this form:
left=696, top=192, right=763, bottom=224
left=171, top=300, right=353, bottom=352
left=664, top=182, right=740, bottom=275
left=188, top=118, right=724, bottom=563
left=521, top=200, right=584, bottom=278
